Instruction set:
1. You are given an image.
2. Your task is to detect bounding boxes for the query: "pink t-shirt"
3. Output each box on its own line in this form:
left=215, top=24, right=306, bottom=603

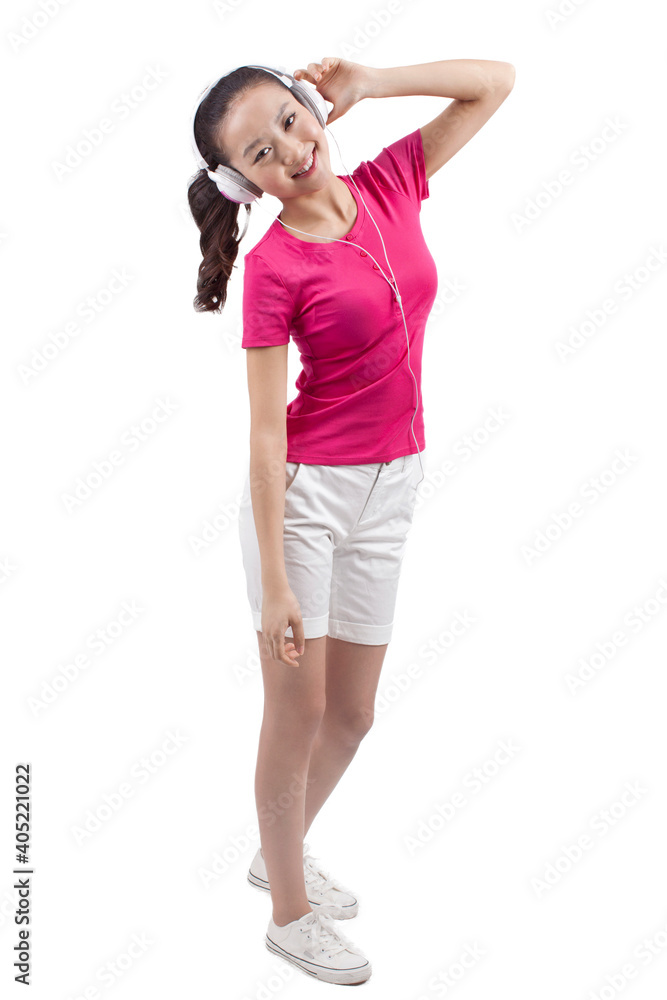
left=241, top=127, right=438, bottom=464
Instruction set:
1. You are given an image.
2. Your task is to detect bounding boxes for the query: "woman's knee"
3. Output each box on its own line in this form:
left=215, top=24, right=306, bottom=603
left=324, top=704, right=375, bottom=744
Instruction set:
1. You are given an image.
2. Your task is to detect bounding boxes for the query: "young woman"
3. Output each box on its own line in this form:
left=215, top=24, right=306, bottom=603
left=189, top=56, right=515, bottom=985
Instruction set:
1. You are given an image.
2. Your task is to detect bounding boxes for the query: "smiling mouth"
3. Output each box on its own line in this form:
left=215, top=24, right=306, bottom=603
left=292, top=147, right=316, bottom=178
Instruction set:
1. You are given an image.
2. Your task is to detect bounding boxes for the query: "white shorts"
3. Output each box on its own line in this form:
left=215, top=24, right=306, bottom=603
left=238, top=453, right=422, bottom=645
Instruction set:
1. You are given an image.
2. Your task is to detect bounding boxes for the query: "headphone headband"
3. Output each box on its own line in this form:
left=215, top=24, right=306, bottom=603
left=189, top=63, right=330, bottom=207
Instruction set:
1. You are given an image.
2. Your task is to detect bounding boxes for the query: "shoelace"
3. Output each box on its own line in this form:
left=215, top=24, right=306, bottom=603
left=302, top=845, right=349, bottom=895
left=303, top=910, right=353, bottom=957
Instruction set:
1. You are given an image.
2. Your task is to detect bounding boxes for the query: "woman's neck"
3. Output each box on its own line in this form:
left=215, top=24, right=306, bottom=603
left=278, top=176, right=355, bottom=233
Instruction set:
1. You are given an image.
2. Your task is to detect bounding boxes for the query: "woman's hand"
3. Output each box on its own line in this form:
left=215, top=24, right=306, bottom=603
left=293, top=57, right=370, bottom=126
left=261, top=585, right=305, bottom=668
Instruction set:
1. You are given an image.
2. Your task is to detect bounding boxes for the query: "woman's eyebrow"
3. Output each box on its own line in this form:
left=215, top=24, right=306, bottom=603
left=243, top=102, right=289, bottom=158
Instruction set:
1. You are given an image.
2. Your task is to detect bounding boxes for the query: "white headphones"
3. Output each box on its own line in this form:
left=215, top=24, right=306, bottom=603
left=189, top=63, right=424, bottom=486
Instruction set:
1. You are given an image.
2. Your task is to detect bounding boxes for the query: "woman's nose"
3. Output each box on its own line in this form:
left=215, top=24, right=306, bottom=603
left=282, top=143, right=305, bottom=166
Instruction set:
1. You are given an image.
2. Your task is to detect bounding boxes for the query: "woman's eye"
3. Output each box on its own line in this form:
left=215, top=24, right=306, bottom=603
left=255, top=113, right=296, bottom=163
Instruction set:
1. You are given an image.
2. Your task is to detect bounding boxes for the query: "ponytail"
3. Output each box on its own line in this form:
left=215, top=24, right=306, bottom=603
left=188, top=168, right=250, bottom=312
left=187, top=66, right=281, bottom=314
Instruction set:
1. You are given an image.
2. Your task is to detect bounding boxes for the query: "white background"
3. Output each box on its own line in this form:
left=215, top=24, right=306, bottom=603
left=2, top=0, right=666, bottom=997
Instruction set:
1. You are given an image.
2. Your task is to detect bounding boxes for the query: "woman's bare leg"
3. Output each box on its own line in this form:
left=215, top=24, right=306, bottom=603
left=303, top=636, right=389, bottom=837
left=255, top=630, right=327, bottom=926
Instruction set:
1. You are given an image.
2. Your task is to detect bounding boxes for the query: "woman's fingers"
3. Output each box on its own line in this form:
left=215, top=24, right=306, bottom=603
left=284, top=640, right=301, bottom=666
left=275, top=640, right=298, bottom=667
left=294, top=61, right=326, bottom=83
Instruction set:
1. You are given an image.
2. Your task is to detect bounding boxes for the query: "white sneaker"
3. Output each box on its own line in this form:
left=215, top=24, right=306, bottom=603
left=248, top=842, right=359, bottom=919
left=265, top=908, right=372, bottom=985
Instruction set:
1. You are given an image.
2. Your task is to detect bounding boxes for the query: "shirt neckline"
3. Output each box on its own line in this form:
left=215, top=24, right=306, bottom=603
left=271, top=173, right=366, bottom=250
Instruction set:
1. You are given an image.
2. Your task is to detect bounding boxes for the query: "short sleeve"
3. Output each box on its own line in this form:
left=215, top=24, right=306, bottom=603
left=362, top=128, right=430, bottom=207
left=241, top=253, right=294, bottom=348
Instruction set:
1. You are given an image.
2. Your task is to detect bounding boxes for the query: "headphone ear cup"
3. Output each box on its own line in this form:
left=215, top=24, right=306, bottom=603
left=290, top=79, right=328, bottom=129
left=208, top=165, right=262, bottom=204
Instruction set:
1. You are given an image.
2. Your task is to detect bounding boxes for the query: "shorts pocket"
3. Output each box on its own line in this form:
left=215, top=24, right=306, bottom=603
left=285, top=461, right=302, bottom=495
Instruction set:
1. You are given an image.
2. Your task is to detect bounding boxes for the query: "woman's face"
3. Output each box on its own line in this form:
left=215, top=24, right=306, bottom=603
left=220, top=83, right=331, bottom=203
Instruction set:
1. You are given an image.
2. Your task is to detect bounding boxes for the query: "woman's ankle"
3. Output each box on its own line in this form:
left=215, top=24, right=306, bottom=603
left=272, top=905, right=312, bottom=927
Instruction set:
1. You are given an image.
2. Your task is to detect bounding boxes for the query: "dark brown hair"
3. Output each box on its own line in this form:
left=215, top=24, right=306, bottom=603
left=188, top=66, right=293, bottom=314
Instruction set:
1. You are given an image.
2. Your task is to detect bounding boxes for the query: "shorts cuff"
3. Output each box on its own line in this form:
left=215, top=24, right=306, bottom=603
left=251, top=610, right=329, bottom=639
left=327, top=617, right=393, bottom=645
